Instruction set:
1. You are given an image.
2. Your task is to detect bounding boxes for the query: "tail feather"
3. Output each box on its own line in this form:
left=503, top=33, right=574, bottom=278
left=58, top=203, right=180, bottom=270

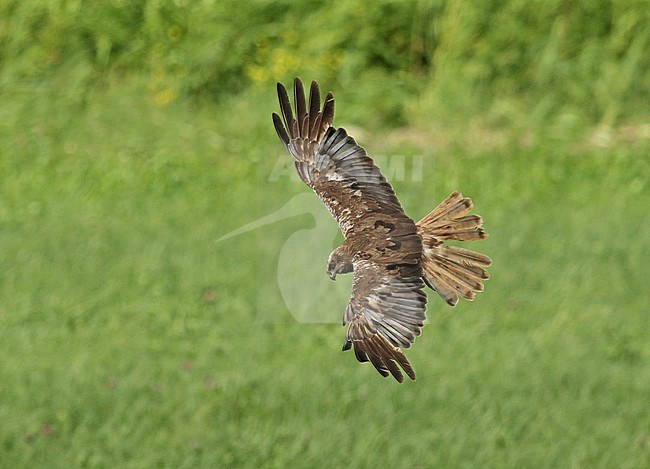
left=417, top=192, right=492, bottom=306
left=418, top=191, right=488, bottom=242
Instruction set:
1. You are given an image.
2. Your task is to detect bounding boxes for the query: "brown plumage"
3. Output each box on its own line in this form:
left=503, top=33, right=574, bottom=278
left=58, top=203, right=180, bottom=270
left=273, top=78, right=492, bottom=382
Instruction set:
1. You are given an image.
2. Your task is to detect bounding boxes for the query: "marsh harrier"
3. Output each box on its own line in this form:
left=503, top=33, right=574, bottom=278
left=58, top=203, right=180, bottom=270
left=272, top=79, right=491, bottom=382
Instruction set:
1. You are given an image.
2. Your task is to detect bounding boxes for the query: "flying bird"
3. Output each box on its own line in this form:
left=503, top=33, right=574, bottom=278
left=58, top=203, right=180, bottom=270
left=272, top=78, right=491, bottom=382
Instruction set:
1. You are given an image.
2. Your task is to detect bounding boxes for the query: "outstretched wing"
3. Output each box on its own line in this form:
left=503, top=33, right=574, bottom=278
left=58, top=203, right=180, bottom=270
left=343, top=256, right=427, bottom=382
left=272, top=78, right=407, bottom=238
left=273, top=78, right=427, bottom=382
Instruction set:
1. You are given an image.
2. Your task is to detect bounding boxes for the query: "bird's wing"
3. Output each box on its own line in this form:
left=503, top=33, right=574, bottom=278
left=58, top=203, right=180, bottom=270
left=272, top=78, right=409, bottom=237
left=343, top=258, right=427, bottom=382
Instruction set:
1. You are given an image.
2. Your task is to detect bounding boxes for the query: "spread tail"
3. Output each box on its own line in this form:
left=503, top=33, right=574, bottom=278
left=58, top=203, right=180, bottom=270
left=416, top=192, right=492, bottom=306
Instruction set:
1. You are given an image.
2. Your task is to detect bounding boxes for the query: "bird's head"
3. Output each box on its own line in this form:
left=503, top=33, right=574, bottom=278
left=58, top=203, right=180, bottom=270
left=326, top=250, right=352, bottom=281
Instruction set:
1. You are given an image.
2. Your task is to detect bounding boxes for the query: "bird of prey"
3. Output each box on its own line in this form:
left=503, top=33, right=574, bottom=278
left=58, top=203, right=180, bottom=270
left=272, top=78, right=491, bottom=382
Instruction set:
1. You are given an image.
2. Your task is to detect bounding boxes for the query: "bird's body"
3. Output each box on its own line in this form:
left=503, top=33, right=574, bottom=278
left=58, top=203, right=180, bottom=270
left=273, top=78, right=491, bottom=382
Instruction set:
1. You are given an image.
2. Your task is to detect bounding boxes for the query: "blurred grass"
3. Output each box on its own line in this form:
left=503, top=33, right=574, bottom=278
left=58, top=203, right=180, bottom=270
left=1, top=1, right=649, bottom=467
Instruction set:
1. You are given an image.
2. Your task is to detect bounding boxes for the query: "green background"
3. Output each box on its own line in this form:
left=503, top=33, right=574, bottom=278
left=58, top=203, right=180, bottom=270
left=1, top=1, right=648, bottom=467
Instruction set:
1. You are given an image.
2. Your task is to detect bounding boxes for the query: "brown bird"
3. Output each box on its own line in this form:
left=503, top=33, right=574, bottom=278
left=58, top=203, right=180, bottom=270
left=273, top=78, right=491, bottom=382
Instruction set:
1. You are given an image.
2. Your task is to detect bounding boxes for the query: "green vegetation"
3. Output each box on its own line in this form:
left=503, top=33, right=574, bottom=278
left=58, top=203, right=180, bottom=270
left=1, top=1, right=648, bottom=467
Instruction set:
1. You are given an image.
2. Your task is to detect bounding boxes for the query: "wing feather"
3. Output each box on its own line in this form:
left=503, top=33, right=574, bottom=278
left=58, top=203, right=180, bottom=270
left=308, top=81, right=321, bottom=119
left=321, top=92, right=335, bottom=132
left=293, top=77, right=307, bottom=135
left=343, top=260, right=426, bottom=382
left=277, top=82, right=293, bottom=132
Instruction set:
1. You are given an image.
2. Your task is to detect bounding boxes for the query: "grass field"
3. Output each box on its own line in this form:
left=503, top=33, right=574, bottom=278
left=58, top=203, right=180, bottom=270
left=1, top=1, right=649, bottom=467
left=1, top=78, right=648, bottom=467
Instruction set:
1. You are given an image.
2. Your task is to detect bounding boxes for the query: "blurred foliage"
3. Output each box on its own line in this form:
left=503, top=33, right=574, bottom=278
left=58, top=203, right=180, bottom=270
left=428, top=0, right=650, bottom=126
left=1, top=0, right=648, bottom=127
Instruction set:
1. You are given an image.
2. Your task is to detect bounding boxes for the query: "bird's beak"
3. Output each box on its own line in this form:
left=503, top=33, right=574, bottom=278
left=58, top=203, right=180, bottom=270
left=328, top=271, right=337, bottom=281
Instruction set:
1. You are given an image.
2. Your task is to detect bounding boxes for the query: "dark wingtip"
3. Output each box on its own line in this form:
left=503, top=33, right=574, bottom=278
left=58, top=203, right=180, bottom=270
left=293, top=78, right=307, bottom=136
left=321, top=91, right=335, bottom=132
left=272, top=112, right=289, bottom=146
left=308, top=80, right=321, bottom=128
left=276, top=81, right=294, bottom=135
left=405, top=367, right=416, bottom=381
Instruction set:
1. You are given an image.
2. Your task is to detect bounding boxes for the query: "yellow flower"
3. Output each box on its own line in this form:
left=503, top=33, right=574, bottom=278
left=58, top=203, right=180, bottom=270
left=154, top=88, right=176, bottom=106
